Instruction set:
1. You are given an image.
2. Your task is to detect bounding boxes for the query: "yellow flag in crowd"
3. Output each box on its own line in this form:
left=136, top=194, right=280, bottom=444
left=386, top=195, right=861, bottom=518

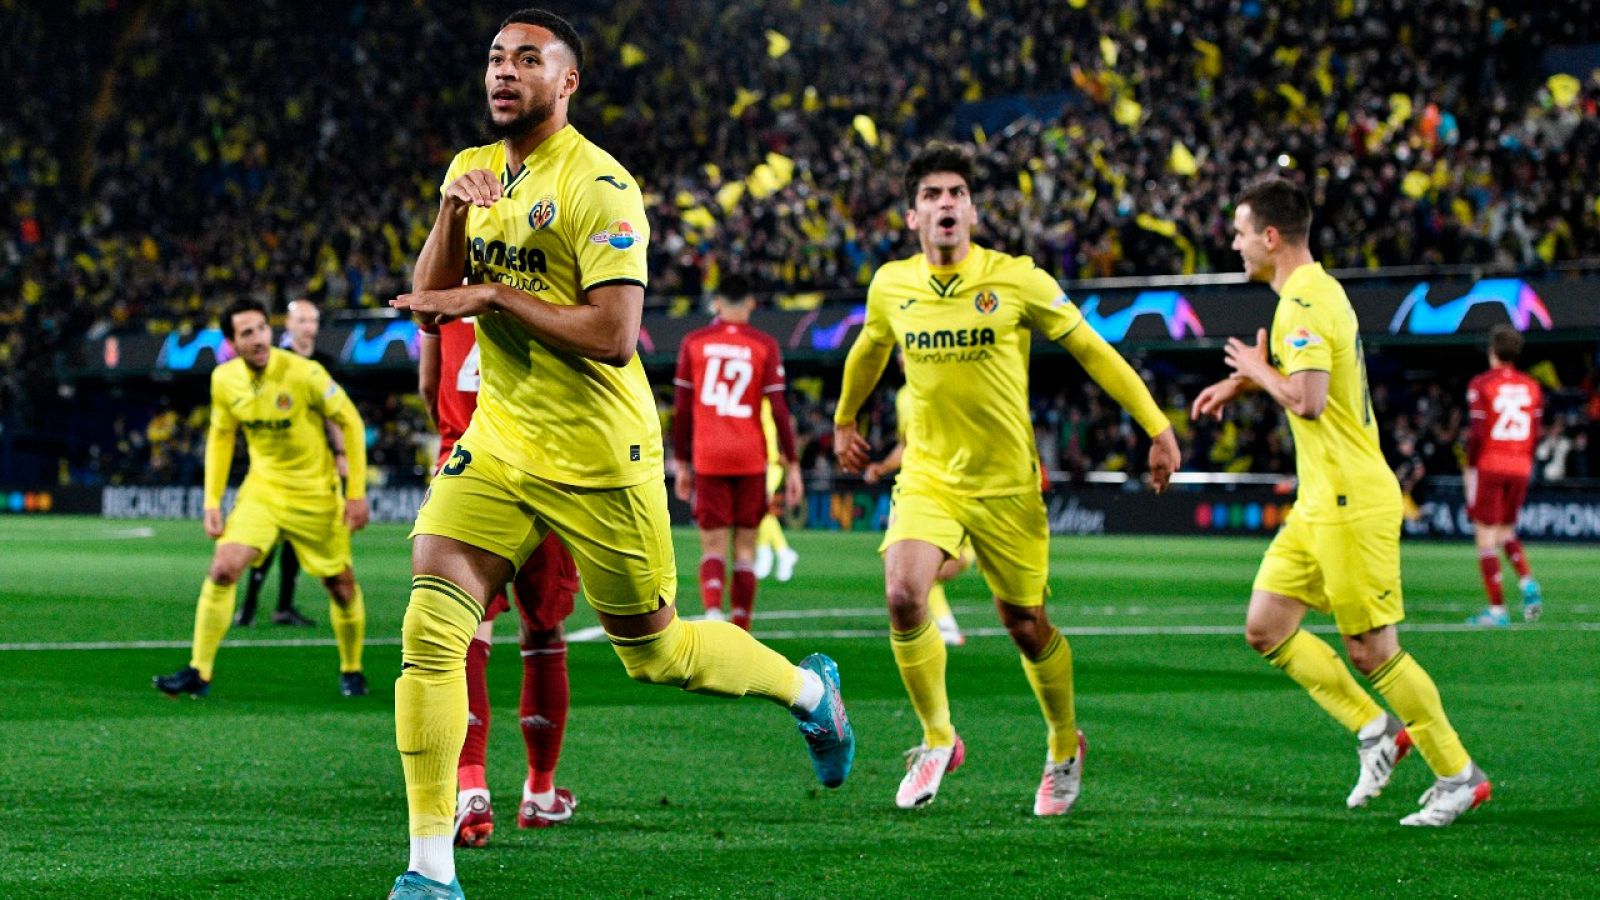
left=765, top=152, right=795, bottom=186
left=1113, top=95, right=1143, bottom=128
left=1388, top=93, right=1413, bottom=128
left=1548, top=73, right=1581, bottom=108
left=716, top=181, right=745, bottom=212
left=765, top=30, right=791, bottom=59
left=681, top=206, right=717, bottom=234
left=852, top=114, right=880, bottom=147
left=967, top=0, right=985, bottom=19
left=730, top=87, right=764, bottom=118
left=803, top=86, right=821, bottom=113
left=1099, top=35, right=1118, bottom=67
left=620, top=43, right=646, bottom=68
left=1169, top=142, right=1199, bottom=176
left=1276, top=83, right=1307, bottom=111
left=1018, top=169, right=1034, bottom=198
left=1192, top=38, right=1222, bottom=79
left=1400, top=170, right=1430, bottom=199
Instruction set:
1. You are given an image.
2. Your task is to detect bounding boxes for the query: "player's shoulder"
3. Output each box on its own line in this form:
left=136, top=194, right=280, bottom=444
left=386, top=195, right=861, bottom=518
left=986, top=247, right=1060, bottom=291
left=448, top=142, right=503, bottom=173
left=869, top=256, right=922, bottom=292
left=211, top=356, right=245, bottom=386
left=558, top=126, right=638, bottom=186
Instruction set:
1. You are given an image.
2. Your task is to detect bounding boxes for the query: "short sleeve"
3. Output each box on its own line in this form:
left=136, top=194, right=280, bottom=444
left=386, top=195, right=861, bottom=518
left=440, top=151, right=470, bottom=197
left=569, top=166, right=650, bottom=291
left=673, top=339, right=694, bottom=389
left=861, top=272, right=897, bottom=347
left=760, top=336, right=786, bottom=392
left=209, top=369, right=237, bottom=431
left=1018, top=265, right=1082, bottom=341
left=1277, top=299, right=1332, bottom=374
left=304, top=360, right=352, bottom=419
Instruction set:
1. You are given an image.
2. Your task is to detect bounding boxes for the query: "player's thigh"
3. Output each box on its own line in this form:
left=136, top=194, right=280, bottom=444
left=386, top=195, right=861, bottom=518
left=219, top=486, right=282, bottom=560
left=278, top=493, right=351, bottom=579
left=879, top=482, right=966, bottom=559
left=528, top=475, right=676, bottom=617
left=1252, top=513, right=1331, bottom=615
left=411, top=439, right=546, bottom=570
left=511, top=532, right=579, bottom=631
left=1311, top=514, right=1405, bottom=636
left=964, top=491, right=1050, bottom=606
left=692, top=474, right=734, bottom=530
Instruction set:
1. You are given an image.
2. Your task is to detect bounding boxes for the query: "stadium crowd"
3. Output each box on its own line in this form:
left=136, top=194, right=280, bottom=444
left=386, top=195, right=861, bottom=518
left=6, top=0, right=1600, bottom=485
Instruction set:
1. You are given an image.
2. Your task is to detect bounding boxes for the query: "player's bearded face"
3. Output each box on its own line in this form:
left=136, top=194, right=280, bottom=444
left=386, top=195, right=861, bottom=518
left=228, top=312, right=273, bottom=370
left=483, top=26, right=566, bottom=140
left=909, top=174, right=976, bottom=251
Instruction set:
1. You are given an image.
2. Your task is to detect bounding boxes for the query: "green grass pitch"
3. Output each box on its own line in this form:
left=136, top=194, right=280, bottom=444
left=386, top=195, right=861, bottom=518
left=1, top=517, right=1597, bottom=897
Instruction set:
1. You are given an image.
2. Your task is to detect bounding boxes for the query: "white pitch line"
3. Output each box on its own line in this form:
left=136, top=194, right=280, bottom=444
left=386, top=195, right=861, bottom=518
left=5, top=620, right=1599, bottom=652
left=0, top=525, right=155, bottom=541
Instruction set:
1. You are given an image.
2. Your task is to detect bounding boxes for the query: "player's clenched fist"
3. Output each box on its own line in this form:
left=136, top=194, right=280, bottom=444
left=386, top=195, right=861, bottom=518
left=443, top=168, right=503, bottom=213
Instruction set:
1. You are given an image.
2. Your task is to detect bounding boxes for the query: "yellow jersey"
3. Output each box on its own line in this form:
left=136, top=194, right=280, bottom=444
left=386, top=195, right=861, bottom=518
left=1271, top=263, right=1400, bottom=522
left=443, top=125, right=658, bottom=488
left=856, top=245, right=1081, bottom=497
left=205, top=348, right=367, bottom=506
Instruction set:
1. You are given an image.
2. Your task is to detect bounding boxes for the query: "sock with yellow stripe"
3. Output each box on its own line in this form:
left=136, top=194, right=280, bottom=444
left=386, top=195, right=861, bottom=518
left=396, top=575, right=483, bottom=884
left=1020, top=630, right=1078, bottom=763
left=758, top=515, right=790, bottom=553
left=188, top=578, right=236, bottom=681
left=610, top=613, right=806, bottom=705
left=329, top=585, right=365, bottom=674
left=889, top=620, right=954, bottom=748
left=1367, top=650, right=1472, bottom=777
left=1263, top=629, right=1383, bottom=732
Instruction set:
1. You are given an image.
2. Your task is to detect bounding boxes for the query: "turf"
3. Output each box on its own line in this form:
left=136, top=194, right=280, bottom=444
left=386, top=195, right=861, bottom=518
left=1, top=517, right=1596, bottom=898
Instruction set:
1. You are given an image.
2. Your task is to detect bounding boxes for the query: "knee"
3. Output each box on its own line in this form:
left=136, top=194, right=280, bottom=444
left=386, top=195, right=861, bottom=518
left=884, top=580, right=927, bottom=624
left=325, top=572, right=356, bottom=605
left=998, top=604, right=1052, bottom=656
left=520, top=626, right=562, bottom=652
left=613, top=638, right=688, bottom=687
left=1244, top=620, right=1286, bottom=655
left=208, top=561, right=242, bottom=586
left=1345, top=643, right=1385, bottom=676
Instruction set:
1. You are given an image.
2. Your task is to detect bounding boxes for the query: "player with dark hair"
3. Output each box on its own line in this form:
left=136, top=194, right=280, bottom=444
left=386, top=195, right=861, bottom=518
left=153, top=298, right=371, bottom=699
left=387, top=11, right=852, bottom=898
left=835, top=140, right=1180, bottom=814
left=673, top=274, right=804, bottom=629
left=1465, top=324, right=1545, bottom=626
left=1193, top=175, right=1490, bottom=826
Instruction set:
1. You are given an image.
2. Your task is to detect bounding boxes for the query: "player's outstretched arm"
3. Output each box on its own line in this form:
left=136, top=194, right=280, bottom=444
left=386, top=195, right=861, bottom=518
left=1191, top=376, right=1250, bottom=420
left=832, top=335, right=893, bottom=474
left=393, top=281, right=643, bottom=366
left=203, top=379, right=237, bottom=539
left=1059, top=323, right=1179, bottom=491
left=1224, top=329, right=1327, bottom=419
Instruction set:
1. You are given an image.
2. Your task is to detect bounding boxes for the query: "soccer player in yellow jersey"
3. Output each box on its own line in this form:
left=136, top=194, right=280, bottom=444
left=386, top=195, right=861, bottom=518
left=833, top=142, right=1180, bottom=814
left=385, top=11, right=852, bottom=898
left=754, top=399, right=801, bottom=582
left=1191, top=176, right=1490, bottom=827
left=153, top=299, right=371, bottom=699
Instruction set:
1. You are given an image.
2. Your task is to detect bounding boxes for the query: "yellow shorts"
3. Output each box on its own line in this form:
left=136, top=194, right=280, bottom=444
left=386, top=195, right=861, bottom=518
left=1253, top=509, right=1405, bottom=635
left=220, top=480, right=351, bottom=578
left=412, top=440, right=676, bottom=617
left=880, top=481, right=1048, bottom=605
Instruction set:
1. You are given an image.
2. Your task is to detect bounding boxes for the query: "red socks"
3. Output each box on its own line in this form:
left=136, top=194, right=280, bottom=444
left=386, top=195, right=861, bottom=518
left=699, top=555, right=726, bottom=615
left=520, top=643, right=569, bottom=795
left=1503, top=538, right=1532, bottom=580
left=459, top=637, right=493, bottom=781
left=730, top=563, right=757, bottom=630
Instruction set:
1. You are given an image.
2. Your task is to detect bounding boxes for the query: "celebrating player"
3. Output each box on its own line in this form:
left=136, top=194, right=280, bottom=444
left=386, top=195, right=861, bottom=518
left=1192, top=176, right=1490, bottom=826
left=235, top=298, right=341, bottom=629
left=418, top=316, right=580, bottom=848
left=1465, top=325, right=1545, bottom=626
left=386, top=11, right=852, bottom=898
left=153, top=299, right=370, bottom=699
left=672, top=274, right=804, bottom=629
left=833, top=142, right=1180, bottom=815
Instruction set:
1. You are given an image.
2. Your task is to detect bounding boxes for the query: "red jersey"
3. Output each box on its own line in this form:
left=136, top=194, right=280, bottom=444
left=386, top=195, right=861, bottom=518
left=1467, top=365, right=1543, bottom=478
left=434, top=318, right=482, bottom=453
left=673, top=321, right=794, bottom=476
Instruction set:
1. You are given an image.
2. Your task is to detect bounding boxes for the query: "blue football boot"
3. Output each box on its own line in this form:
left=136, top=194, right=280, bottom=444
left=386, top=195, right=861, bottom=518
left=793, top=653, right=855, bottom=788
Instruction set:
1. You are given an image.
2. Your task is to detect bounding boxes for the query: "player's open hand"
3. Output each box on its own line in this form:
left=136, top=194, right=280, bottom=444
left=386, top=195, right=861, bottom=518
left=1147, top=427, right=1180, bottom=494
left=1224, top=328, right=1271, bottom=383
left=203, top=507, right=224, bottom=540
left=345, top=498, right=370, bottom=532
left=443, top=168, right=503, bottom=213
left=1191, top=377, right=1244, bottom=421
left=834, top=421, right=871, bottom=474
left=393, top=286, right=493, bottom=324
left=784, top=461, right=805, bottom=510
left=674, top=465, right=694, bottom=503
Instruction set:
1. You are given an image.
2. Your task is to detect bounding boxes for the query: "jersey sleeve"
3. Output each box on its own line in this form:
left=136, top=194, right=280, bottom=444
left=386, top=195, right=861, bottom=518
left=673, top=337, right=695, bottom=390
left=759, top=334, right=786, bottom=394
left=304, top=361, right=353, bottom=421
left=1276, top=299, right=1333, bottom=374
left=1017, top=265, right=1083, bottom=341
left=568, top=165, right=650, bottom=291
left=439, top=150, right=471, bottom=197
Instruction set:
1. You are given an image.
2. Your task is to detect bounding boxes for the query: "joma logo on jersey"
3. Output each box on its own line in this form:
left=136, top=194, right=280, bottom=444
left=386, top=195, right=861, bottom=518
left=528, top=196, right=557, bottom=230
left=470, top=237, right=547, bottom=274
left=904, top=328, right=997, bottom=349
left=974, top=290, right=999, bottom=315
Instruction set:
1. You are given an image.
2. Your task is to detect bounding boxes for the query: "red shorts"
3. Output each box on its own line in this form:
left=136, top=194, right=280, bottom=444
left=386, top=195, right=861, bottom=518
left=1467, top=470, right=1529, bottom=526
left=693, top=472, right=768, bottom=529
left=482, top=532, right=580, bottom=631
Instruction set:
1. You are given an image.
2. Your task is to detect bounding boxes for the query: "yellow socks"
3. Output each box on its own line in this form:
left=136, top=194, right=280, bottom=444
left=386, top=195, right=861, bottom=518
left=1368, top=650, right=1471, bottom=777
left=889, top=620, right=954, bottom=748
left=396, top=575, right=482, bottom=841
left=927, top=581, right=953, bottom=623
left=1020, top=630, right=1078, bottom=762
left=329, top=586, right=366, bottom=674
left=1263, top=629, right=1383, bottom=732
left=610, top=613, right=804, bottom=704
left=188, top=578, right=236, bottom=681
left=758, top=515, right=789, bottom=553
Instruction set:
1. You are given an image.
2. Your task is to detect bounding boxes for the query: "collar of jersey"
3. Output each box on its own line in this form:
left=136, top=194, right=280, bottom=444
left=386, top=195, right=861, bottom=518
left=922, top=244, right=980, bottom=277
left=1278, top=261, right=1326, bottom=300
left=499, top=124, right=579, bottom=195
